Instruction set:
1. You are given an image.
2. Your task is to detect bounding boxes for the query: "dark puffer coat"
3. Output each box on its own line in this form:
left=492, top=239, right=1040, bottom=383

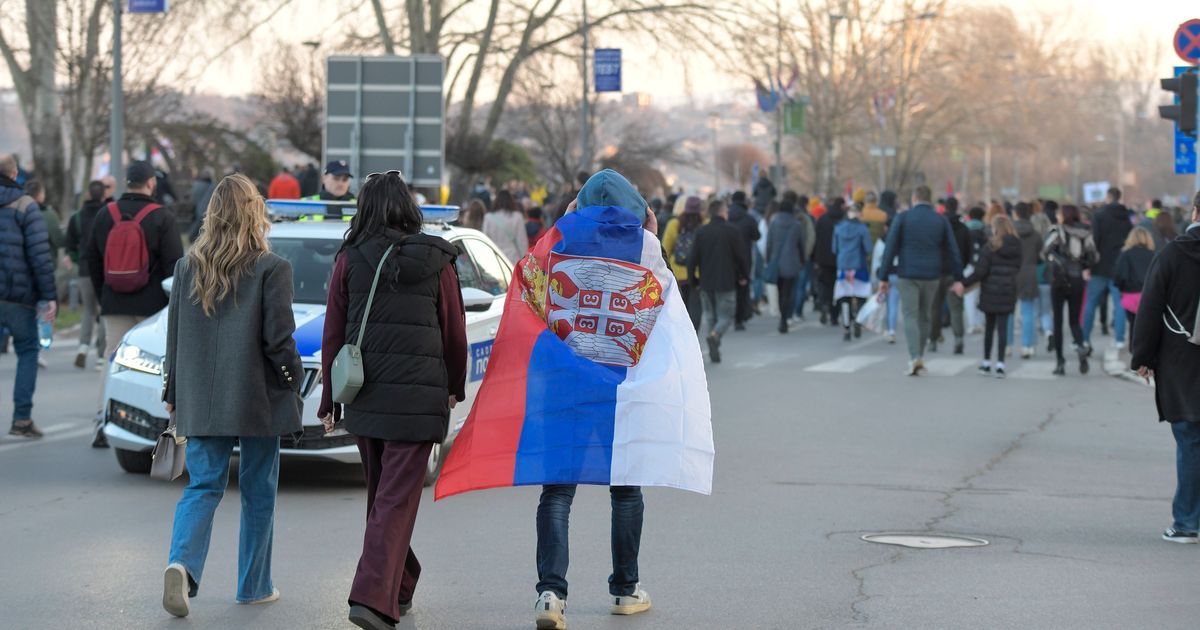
left=342, top=230, right=458, bottom=442
left=1013, top=219, right=1042, bottom=299
left=963, top=234, right=1023, bottom=314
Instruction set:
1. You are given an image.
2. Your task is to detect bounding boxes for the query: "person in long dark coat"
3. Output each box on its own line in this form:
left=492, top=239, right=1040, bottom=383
left=162, top=174, right=304, bottom=617
left=962, top=215, right=1023, bottom=377
left=1131, top=191, right=1200, bottom=544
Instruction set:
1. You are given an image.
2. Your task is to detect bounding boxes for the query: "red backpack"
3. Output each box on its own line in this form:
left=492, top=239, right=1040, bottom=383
left=103, top=202, right=160, bottom=293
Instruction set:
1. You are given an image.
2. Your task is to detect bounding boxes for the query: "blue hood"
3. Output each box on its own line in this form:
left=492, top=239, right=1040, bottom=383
left=0, top=180, right=25, bottom=206
left=577, top=169, right=647, bottom=222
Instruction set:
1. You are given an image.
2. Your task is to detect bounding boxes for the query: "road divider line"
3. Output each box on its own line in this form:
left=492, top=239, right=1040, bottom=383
left=40, top=422, right=83, bottom=435
left=0, top=427, right=95, bottom=454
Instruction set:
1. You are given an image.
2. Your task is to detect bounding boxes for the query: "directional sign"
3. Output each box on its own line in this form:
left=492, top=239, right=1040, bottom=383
left=784, top=101, right=806, bottom=135
left=128, top=0, right=167, bottom=12
left=1175, top=19, right=1200, bottom=65
left=1175, top=66, right=1198, bottom=174
left=594, top=49, right=621, bottom=92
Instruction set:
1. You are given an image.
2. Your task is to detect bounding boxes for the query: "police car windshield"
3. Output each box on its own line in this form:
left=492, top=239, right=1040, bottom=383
left=270, top=237, right=338, bottom=304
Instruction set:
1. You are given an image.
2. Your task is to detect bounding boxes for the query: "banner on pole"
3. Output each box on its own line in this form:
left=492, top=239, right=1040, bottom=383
left=784, top=101, right=806, bottom=135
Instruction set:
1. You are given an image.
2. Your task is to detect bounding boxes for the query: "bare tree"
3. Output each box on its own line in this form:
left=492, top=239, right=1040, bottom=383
left=255, top=40, right=323, bottom=160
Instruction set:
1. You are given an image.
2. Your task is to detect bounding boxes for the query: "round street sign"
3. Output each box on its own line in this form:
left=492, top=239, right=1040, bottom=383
left=1176, top=19, right=1200, bottom=65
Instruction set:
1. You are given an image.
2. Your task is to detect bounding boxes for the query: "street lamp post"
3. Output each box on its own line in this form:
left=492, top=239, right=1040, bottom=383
left=110, top=0, right=124, bottom=195
left=580, top=0, right=591, bottom=176
left=709, top=113, right=721, bottom=194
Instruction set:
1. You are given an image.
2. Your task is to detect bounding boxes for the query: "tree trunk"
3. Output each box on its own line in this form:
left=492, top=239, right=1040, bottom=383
left=26, top=0, right=69, bottom=213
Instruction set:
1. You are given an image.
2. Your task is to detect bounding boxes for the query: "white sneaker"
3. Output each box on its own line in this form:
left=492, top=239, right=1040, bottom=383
left=535, top=591, right=566, bottom=629
left=887, top=331, right=896, bottom=344
left=1114, top=341, right=1126, bottom=351
left=163, top=563, right=190, bottom=618
left=237, top=587, right=280, bottom=605
left=611, top=585, right=652, bottom=616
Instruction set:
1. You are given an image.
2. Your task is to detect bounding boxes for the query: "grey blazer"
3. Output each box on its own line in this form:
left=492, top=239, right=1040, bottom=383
left=164, top=253, right=304, bottom=437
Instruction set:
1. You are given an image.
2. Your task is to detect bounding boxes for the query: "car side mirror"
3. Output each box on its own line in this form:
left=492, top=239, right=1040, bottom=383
left=462, top=287, right=497, bottom=312
left=161, top=277, right=174, bottom=297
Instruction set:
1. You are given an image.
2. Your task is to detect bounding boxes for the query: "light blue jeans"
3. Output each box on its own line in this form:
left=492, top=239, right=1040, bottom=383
left=1083, top=275, right=1125, bottom=343
left=1019, top=298, right=1038, bottom=348
left=168, top=436, right=281, bottom=601
left=1038, top=284, right=1053, bottom=334
left=885, top=274, right=900, bottom=333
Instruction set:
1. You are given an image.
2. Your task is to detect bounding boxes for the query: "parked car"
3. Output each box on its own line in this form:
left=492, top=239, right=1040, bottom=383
left=102, top=204, right=514, bottom=485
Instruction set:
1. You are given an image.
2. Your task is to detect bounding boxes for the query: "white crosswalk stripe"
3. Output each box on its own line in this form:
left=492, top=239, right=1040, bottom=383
left=804, top=355, right=888, bottom=373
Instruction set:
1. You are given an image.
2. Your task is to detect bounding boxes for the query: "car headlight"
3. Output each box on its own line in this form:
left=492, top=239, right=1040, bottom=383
left=113, top=343, right=163, bottom=376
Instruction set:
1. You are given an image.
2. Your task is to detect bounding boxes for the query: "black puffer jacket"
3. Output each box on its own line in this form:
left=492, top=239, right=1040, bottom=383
left=1092, top=203, right=1132, bottom=277
left=964, top=234, right=1022, bottom=314
left=343, top=230, right=458, bottom=442
left=1113, top=245, right=1155, bottom=294
left=1014, top=219, right=1042, bottom=299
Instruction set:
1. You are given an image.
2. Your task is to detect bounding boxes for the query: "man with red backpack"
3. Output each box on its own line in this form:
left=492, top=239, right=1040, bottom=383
left=83, top=161, right=183, bottom=388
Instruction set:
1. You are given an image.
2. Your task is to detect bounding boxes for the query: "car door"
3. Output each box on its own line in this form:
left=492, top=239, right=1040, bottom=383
left=448, top=237, right=507, bottom=435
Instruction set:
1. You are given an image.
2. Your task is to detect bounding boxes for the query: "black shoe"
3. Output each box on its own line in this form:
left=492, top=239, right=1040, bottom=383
left=8, top=420, right=43, bottom=439
left=1046, top=334, right=1054, bottom=354
left=734, top=322, right=745, bottom=331
left=843, top=330, right=852, bottom=341
left=1053, top=359, right=1066, bottom=376
left=706, top=335, right=721, bottom=363
left=819, top=313, right=828, bottom=325
left=778, top=323, right=789, bottom=334
left=349, top=604, right=397, bottom=629
left=977, top=364, right=992, bottom=376
left=853, top=323, right=862, bottom=338
left=0, top=334, right=8, bottom=354
left=1078, top=352, right=1089, bottom=375
left=929, top=340, right=938, bottom=353
left=92, top=421, right=109, bottom=448
left=1101, top=324, right=1109, bottom=337
left=398, top=600, right=413, bottom=617
left=953, top=341, right=964, bottom=355
left=1163, top=528, right=1200, bottom=544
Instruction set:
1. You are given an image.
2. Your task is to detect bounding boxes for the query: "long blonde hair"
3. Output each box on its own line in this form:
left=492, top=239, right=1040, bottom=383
left=1123, top=226, right=1155, bottom=252
left=187, top=174, right=271, bottom=316
left=990, top=214, right=1016, bottom=250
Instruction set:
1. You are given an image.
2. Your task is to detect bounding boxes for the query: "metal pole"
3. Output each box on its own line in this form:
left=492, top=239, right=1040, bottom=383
left=1116, top=112, right=1125, bottom=191
left=711, top=116, right=720, bottom=193
left=580, top=0, right=590, bottom=176
left=983, top=142, right=991, bottom=203
left=1195, top=79, right=1199, bottom=194
left=774, top=0, right=784, bottom=190
left=110, top=0, right=124, bottom=195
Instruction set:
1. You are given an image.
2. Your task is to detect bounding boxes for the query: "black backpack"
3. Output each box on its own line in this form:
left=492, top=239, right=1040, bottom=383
left=672, top=226, right=697, bottom=267
left=1044, top=227, right=1085, bottom=287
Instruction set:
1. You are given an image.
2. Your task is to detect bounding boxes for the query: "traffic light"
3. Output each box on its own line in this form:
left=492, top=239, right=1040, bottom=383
left=1161, top=71, right=1198, bottom=139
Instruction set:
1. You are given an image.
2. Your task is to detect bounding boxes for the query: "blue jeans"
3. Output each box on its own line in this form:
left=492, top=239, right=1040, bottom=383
left=793, top=261, right=813, bottom=317
left=1172, top=421, right=1200, bottom=533
left=536, top=485, right=643, bottom=599
left=1038, top=284, right=1053, bottom=333
left=0, top=302, right=38, bottom=421
left=751, top=249, right=765, bottom=303
left=168, top=436, right=281, bottom=602
left=885, top=274, right=900, bottom=333
left=1083, top=276, right=1125, bottom=343
left=1018, top=298, right=1038, bottom=348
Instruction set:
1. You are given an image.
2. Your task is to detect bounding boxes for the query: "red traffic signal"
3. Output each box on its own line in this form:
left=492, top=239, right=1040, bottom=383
left=1161, top=72, right=1198, bottom=138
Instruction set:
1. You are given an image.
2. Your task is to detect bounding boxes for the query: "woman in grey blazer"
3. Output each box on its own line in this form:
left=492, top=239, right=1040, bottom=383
left=160, top=174, right=303, bottom=618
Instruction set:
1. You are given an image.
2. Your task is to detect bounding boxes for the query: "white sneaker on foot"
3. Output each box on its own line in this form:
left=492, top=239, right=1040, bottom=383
left=535, top=591, right=566, bottom=629
left=163, top=563, right=190, bottom=618
left=611, top=585, right=652, bottom=616
left=237, top=587, right=280, bottom=604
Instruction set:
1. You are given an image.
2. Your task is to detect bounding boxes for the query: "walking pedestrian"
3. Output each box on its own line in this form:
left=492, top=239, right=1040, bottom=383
left=1131, top=191, right=1200, bottom=544
left=1043, top=204, right=1098, bottom=376
left=752, top=175, right=776, bottom=215
left=963, top=205, right=988, bottom=334
left=765, top=196, right=806, bottom=334
left=525, top=206, right=548, bottom=251
left=689, top=199, right=749, bottom=363
left=267, top=166, right=301, bottom=200
left=1084, top=187, right=1133, bottom=351
left=963, top=215, right=1022, bottom=378
left=482, top=189, right=528, bottom=263
left=0, top=153, right=56, bottom=439
left=66, top=179, right=109, bottom=372
left=1013, top=202, right=1044, bottom=358
left=460, top=198, right=486, bottom=231
left=861, top=191, right=887, bottom=245
left=298, top=162, right=320, bottom=198
left=1114, top=226, right=1156, bottom=345
left=832, top=202, right=872, bottom=341
left=1153, top=212, right=1179, bottom=249
left=790, top=193, right=817, bottom=320
left=727, top=191, right=760, bottom=329
left=929, top=197, right=971, bottom=354
left=83, top=161, right=184, bottom=410
left=814, top=197, right=846, bottom=325
left=188, top=168, right=215, bottom=241
left=317, top=171, right=467, bottom=628
left=160, top=174, right=302, bottom=618
left=879, top=185, right=964, bottom=376
left=661, top=196, right=704, bottom=330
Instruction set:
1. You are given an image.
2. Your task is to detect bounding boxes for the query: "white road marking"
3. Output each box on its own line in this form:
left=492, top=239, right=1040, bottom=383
left=40, top=422, right=80, bottom=435
left=921, top=358, right=977, bottom=376
left=0, top=427, right=94, bottom=454
left=804, top=355, right=887, bottom=373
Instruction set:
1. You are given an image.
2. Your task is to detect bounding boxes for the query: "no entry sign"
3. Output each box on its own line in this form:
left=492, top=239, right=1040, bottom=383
left=1175, top=19, right=1200, bottom=65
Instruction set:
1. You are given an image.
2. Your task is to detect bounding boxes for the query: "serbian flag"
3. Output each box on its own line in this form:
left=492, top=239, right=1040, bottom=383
left=435, top=205, right=714, bottom=499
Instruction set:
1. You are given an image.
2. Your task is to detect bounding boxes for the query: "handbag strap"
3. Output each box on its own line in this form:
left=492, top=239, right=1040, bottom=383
left=356, top=244, right=397, bottom=348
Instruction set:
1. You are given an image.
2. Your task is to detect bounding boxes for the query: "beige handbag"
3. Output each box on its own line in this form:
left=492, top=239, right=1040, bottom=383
left=150, top=421, right=187, bottom=481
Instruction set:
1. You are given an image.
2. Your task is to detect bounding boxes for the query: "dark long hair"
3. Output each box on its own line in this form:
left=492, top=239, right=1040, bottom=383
left=340, top=172, right=423, bottom=254
left=492, top=189, right=517, bottom=213
left=1059, top=204, right=1081, bottom=226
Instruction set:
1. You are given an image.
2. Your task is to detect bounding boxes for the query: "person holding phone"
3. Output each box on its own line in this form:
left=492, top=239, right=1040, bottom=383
left=318, top=171, right=467, bottom=629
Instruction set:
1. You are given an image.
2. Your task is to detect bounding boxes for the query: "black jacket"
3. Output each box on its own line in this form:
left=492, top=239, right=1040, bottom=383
left=963, top=235, right=1022, bottom=314
left=1092, top=203, right=1132, bottom=277
left=1113, top=245, right=1155, bottom=294
left=83, top=192, right=184, bottom=317
left=65, top=198, right=105, bottom=277
left=1013, top=219, right=1042, bottom=299
left=728, top=201, right=761, bottom=262
left=343, top=231, right=459, bottom=442
left=1131, top=225, right=1200, bottom=423
left=814, top=207, right=846, bottom=268
left=688, top=216, right=749, bottom=293
left=946, top=215, right=972, bottom=275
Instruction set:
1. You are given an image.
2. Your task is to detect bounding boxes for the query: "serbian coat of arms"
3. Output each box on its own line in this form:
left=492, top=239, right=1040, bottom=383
left=520, top=251, right=664, bottom=367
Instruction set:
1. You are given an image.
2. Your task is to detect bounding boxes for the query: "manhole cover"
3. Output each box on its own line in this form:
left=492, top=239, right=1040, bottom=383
left=861, top=533, right=989, bottom=549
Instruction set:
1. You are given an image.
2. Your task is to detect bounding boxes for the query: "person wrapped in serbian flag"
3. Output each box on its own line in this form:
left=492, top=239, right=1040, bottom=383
left=436, top=169, right=713, bottom=629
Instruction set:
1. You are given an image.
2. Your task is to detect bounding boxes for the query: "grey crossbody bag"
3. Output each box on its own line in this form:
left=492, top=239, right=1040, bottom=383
left=331, top=244, right=395, bottom=403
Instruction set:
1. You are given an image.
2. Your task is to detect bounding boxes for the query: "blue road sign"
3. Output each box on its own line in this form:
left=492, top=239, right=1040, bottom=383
left=128, top=0, right=167, bottom=13
left=1175, top=66, right=1197, bottom=175
left=594, top=48, right=621, bottom=93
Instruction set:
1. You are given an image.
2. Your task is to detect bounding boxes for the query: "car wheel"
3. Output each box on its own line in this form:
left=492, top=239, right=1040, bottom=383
left=423, top=442, right=444, bottom=487
left=115, top=448, right=153, bottom=474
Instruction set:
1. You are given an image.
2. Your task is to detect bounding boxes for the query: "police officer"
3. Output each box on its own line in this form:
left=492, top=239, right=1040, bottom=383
left=303, top=160, right=355, bottom=219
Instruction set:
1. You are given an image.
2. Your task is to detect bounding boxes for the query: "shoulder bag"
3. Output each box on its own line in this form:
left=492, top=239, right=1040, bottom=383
left=150, top=416, right=186, bottom=481
left=331, top=244, right=396, bottom=404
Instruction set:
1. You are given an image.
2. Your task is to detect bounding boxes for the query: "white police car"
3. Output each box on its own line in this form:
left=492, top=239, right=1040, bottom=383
left=102, top=203, right=512, bottom=485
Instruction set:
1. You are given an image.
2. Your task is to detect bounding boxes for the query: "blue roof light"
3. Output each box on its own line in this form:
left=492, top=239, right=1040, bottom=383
left=265, top=199, right=459, bottom=225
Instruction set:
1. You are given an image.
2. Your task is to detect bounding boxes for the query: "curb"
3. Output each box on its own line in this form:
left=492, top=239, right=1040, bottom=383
left=1102, top=346, right=1150, bottom=388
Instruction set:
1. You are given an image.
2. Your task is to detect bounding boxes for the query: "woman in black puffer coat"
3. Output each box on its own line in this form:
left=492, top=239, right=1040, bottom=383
left=963, top=214, right=1024, bottom=377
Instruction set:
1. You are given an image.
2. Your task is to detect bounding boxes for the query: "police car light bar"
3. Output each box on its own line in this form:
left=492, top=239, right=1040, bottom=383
left=265, top=199, right=459, bottom=224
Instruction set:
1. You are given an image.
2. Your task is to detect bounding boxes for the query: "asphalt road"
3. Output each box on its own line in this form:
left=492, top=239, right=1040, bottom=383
left=1, top=315, right=1193, bottom=630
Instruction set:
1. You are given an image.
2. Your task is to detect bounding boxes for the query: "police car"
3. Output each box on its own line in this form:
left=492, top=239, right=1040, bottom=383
left=102, top=201, right=511, bottom=485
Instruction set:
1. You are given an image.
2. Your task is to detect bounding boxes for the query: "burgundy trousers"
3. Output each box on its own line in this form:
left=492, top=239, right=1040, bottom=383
left=349, top=438, right=433, bottom=622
